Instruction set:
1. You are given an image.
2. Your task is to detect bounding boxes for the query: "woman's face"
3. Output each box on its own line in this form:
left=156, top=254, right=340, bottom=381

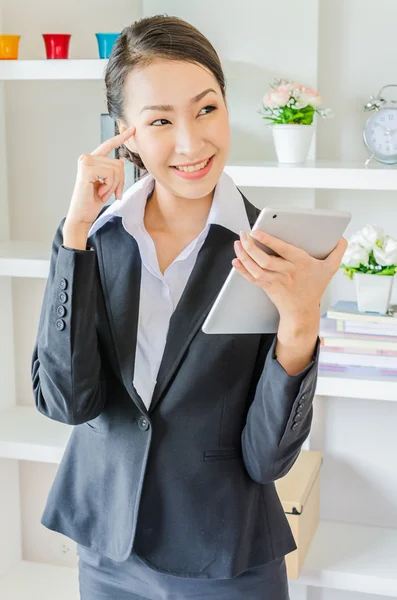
left=119, top=59, right=230, bottom=200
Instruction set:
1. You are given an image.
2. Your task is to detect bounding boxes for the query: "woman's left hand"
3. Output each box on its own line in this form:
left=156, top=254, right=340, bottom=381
left=232, top=229, right=348, bottom=328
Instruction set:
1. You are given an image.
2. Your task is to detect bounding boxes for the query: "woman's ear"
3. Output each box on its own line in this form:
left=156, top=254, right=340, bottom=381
left=117, top=120, right=138, bottom=153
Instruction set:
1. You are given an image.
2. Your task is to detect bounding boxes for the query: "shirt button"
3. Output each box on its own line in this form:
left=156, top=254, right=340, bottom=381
left=291, top=422, right=299, bottom=431
left=56, top=319, right=65, bottom=331
left=60, top=278, right=68, bottom=290
left=138, top=416, right=150, bottom=431
left=59, top=291, right=68, bottom=304
left=57, top=305, right=66, bottom=317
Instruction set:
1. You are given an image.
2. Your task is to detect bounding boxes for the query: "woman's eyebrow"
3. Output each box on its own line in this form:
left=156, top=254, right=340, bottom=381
left=140, top=88, right=218, bottom=113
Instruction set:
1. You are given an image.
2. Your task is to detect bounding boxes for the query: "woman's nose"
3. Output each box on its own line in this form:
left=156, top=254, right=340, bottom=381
left=174, top=123, right=206, bottom=158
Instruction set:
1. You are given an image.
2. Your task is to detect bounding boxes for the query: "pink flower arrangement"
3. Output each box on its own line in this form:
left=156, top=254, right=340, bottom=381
left=258, top=78, right=332, bottom=125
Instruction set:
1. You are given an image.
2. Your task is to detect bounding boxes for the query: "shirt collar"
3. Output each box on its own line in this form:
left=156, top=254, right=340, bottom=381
left=87, top=170, right=251, bottom=239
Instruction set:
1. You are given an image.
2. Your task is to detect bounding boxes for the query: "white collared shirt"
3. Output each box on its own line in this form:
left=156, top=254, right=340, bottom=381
left=88, top=171, right=251, bottom=410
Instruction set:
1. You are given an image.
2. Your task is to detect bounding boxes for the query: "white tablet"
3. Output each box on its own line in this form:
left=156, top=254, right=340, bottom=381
left=202, top=206, right=352, bottom=334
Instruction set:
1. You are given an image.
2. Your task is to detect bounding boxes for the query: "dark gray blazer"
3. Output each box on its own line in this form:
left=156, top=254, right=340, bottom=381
left=31, top=191, right=320, bottom=580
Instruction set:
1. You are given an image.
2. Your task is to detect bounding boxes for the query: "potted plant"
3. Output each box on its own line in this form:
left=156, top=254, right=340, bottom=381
left=257, top=78, right=332, bottom=163
left=340, top=225, right=397, bottom=314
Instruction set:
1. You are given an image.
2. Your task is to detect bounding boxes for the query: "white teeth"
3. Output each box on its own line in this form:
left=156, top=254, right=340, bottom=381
left=175, top=158, right=210, bottom=172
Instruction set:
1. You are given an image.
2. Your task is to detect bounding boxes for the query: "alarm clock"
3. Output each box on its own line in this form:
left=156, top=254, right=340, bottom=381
left=363, top=84, right=397, bottom=165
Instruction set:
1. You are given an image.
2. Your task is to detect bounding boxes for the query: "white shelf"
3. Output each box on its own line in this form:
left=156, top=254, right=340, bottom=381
left=224, top=160, right=397, bottom=190
left=0, top=59, right=108, bottom=80
left=0, top=406, right=72, bottom=463
left=0, top=561, right=79, bottom=600
left=0, top=241, right=50, bottom=278
left=299, top=520, right=397, bottom=597
left=316, top=372, right=397, bottom=401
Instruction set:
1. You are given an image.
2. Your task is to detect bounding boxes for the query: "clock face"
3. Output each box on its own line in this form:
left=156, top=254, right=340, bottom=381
left=363, top=108, right=397, bottom=163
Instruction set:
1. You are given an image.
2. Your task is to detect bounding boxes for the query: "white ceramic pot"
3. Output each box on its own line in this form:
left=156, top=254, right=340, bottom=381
left=355, top=272, right=395, bottom=314
left=271, top=124, right=315, bottom=164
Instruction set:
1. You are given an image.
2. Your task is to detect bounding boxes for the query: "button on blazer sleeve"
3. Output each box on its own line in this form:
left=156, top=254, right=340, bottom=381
left=31, top=216, right=106, bottom=426
left=241, top=333, right=321, bottom=484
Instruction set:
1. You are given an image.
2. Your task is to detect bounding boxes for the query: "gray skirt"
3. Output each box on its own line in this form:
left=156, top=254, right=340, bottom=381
left=77, top=545, right=290, bottom=600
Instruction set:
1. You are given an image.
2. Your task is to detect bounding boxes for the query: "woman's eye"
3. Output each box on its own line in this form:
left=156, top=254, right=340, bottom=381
left=199, top=105, right=216, bottom=116
left=150, top=118, right=170, bottom=127
left=150, top=106, right=216, bottom=127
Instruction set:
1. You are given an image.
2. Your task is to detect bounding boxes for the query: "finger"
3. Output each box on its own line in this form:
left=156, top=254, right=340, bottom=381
left=102, top=173, right=120, bottom=203
left=92, top=155, right=126, bottom=167
left=325, top=237, right=348, bottom=270
left=115, top=162, right=125, bottom=200
left=234, top=240, right=276, bottom=281
left=91, top=125, right=136, bottom=157
left=96, top=170, right=115, bottom=199
left=232, top=258, right=257, bottom=284
left=251, top=229, right=304, bottom=263
left=239, top=231, right=289, bottom=272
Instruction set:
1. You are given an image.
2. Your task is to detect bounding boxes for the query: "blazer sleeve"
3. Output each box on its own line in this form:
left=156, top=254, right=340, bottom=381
left=241, top=333, right=321, bottom=484
left=31, top=216, right=106, bottom=426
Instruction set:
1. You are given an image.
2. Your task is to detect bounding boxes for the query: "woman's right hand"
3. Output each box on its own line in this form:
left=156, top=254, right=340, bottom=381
left=65, top=125, right=136, bottom=228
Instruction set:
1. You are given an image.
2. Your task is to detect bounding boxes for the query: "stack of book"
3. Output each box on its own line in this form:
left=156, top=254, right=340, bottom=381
left=319, top=300, right=397, bottom=378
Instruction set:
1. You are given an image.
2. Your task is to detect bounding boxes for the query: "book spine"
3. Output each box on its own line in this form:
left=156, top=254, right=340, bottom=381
left=319, top=350, right=397, bottom=368
left=327, top=310, right=395, bottom=324
left=337, top=319, right=397, bottom=337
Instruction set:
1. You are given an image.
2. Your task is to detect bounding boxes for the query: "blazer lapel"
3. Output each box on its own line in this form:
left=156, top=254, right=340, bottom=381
left=149, top=191, right=259, bottom=414
left=96, top=218, right=147, bottom=414
left=149, top=224, right=238, bottom=413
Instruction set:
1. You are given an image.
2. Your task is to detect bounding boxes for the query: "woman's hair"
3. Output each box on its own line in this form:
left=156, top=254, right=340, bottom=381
left=105, top=15, right=226, bottom=171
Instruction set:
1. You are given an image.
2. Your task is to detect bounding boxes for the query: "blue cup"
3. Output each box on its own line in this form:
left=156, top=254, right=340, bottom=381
left=95, top=33, right=120, bottom=59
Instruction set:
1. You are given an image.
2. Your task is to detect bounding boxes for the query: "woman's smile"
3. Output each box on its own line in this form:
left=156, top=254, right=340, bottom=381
left=171, top=154, right=215, bottom=179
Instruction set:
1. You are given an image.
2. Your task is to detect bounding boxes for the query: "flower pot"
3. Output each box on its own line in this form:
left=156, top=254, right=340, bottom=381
left=271, top=124, right=314, bottom=164
left=355, top=272, right=395, bottom=314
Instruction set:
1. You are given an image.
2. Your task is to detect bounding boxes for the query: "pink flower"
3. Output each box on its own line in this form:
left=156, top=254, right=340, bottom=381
left=263, top=88, right=290, bottom=108
left=260, top=79, right=328, bottom=115
left=301, top=87, right=322, bottom=107
left=287, top=81, right=304, bottom=91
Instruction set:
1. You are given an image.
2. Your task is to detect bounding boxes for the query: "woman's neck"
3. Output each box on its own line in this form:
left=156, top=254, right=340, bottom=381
left=144, top=180, right=215, bottom=237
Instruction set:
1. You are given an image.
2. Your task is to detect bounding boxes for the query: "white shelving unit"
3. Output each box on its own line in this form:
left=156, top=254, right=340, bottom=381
left=0, top=241, right=50, bottom=278
left=224, top=161, right=397, bottom=190
left=0, top=59, right=108, bottom=80
left=1, top=3, right=396, bottom=600
left=0, top=406, right=72, bottom=463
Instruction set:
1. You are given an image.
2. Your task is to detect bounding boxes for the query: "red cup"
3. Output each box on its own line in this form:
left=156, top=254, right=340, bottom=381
left=42, top=34, right=71, bottom=59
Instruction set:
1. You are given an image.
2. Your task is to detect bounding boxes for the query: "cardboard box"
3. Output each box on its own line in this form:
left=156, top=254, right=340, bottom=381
left=275, top=449, right=323, bottom=579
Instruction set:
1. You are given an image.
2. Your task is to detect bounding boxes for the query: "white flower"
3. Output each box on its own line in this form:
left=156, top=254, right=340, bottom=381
left=342, top=242, right=369, bottom=268
left=373, top=236, right=397, bottom=266
left=349, top=225, right=385, bottom=251
left=292, top=99, right=309, bottom=109
left=317, top=107, right=333, bottom=118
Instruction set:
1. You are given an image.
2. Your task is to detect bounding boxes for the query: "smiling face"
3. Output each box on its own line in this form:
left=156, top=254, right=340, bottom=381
left=118, top=59, right=230, bottom=200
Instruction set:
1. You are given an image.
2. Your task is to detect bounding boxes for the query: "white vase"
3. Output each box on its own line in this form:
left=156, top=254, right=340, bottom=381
left=271, top=124, right=315, bottom=164
left=354, top=272, right=395, bottom=314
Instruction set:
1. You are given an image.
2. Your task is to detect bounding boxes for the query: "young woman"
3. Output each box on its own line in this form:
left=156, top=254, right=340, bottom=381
left=31, top=15, right=346, bottom=600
